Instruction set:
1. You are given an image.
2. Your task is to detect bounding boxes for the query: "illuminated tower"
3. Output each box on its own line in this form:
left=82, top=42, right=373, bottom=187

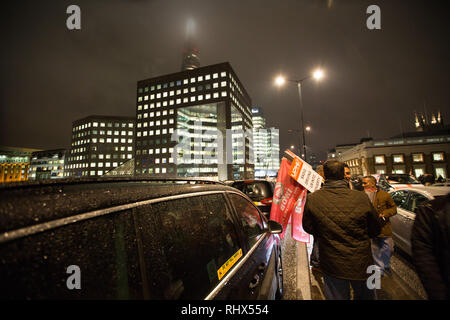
left=181, top=19, right=200, bottom=71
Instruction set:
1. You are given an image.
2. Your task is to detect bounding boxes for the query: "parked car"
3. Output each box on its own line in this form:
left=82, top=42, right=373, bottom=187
left=432, top=180, right=450, bottom=187
left=389, top=186, right=450, bottom=256
left=0, top=177, right=284, bottom=300
left=375, top=173, right=424, bottom=192
left=230, top=180, right=275, bottom=217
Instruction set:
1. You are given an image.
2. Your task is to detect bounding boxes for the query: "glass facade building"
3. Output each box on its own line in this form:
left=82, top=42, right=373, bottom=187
left=251, top=108, right=280, bottom=178
left=135, top=62, right=254, bottom=180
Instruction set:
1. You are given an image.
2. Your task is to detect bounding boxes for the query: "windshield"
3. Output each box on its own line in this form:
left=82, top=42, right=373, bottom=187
left=231, top=181, right=273, bottom=201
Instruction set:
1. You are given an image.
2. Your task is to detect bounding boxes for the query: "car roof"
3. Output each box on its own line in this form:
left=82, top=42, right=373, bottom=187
left=389, top=186, right=450, bottom=199
left=0, top=177, right=238, bottom=234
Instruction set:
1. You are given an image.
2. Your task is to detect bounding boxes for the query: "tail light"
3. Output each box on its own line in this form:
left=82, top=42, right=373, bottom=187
left=261, top=197, right=273, bottom=205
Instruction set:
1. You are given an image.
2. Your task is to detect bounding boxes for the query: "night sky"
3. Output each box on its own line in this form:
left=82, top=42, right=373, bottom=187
left=1, top=0, right=449, bottom=160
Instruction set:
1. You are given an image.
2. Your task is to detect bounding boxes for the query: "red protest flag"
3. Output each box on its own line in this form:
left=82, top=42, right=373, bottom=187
left=270, top=157, right=305, bottom=239
left=291, top=188, right=310, bottom=243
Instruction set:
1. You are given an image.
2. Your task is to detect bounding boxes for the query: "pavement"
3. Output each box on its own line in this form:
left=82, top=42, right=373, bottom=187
left=281, top=231, right=426, bottom=300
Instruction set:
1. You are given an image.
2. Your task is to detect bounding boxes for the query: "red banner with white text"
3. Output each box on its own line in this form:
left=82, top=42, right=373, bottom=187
left=270, top=157, right=308, bottom=241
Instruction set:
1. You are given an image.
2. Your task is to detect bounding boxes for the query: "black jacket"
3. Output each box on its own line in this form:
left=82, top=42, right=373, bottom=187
left=411, top=193, right=450, bottom=300
left=303, top=180, right=381, bottom=280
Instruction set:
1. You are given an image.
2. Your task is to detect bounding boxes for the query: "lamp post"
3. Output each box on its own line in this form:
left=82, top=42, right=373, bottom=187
left=275, top=69, right=324, bottom=161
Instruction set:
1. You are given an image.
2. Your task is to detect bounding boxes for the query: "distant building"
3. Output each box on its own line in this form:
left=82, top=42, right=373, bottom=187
left=135, top=62, right=254, bottom=180
left=251, top=107, right=280, bottom=177
left=0, top=146, right=41, bottom=183
left=327, top=142, right=358, bottom=160
left=181, top=20, right=200, bottom=71
left=335, top=129, right=449, bottom=179
left=65, top=115, right=135, bottom=178
left=29, top=149, right=66, bottom=180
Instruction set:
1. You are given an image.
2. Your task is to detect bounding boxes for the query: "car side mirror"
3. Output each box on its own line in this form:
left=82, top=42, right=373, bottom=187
left=268, top=220, right=283, bottom=234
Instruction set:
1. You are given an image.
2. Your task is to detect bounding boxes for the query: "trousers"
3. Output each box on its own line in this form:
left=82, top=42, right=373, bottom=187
left=323, top=273, right=377, bottom=300
left=371, top=237, right=394, bottom=274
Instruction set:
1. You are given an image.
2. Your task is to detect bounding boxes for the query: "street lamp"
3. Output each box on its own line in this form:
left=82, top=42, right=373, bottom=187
left=275, top=68, right=324, bottom=161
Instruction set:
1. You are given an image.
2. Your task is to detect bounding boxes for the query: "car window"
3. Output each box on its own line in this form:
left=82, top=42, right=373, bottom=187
left=406, top=192, right=429, bottom=213
left=228, top=193, right=265, bottom=248
left=134, top=193, right=241, bottom=300
left=0, top=210, right=142, bottom=299
left=390, top=190, right=409, bottom=209
left=232, top=181, right=273, bottom=201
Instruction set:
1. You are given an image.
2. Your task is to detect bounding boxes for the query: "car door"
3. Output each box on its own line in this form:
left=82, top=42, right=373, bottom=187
left=390, top=190, right=411, bottom=254
left=132, top=192, right=245, bottom=300
left=221, top=192, right=279, bottom=300
left=400, top=191, right=430, bottom=256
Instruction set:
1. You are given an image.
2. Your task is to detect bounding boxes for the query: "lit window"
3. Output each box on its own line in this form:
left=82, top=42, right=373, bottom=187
left=221, top=81, right=227, bottom=87
left=183, top=79, right=188, bottom=84
left=190, top=77, right=196, bottom=83
left=213, top=82, right=219, bottom=88
left=213, top=92, right=219, bottom=98
left=205, top=74, right=211, bottom=80
left=213, top=73, right=218, bottom=79
left=432, top=152, right=444, bottom=161
left=221, top=91, right=227, bottom=97
left=221, top=71, right=226, bottom=77
left=375, top=155, right=385, bottom=164
left=198, top=76, right=203, bottom=82
left=392, top=154, right=404, bottom=164
left=412, top=153, right=423, bottom=162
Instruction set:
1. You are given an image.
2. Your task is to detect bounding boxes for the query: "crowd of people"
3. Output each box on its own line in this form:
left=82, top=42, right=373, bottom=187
left=302, top=160, right=450, bottom=300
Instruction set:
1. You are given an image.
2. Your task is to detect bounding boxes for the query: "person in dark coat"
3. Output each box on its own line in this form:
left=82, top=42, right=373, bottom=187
left=411, top=193, right=450, bottom=300
left=303, top=160, right=381, bottom=300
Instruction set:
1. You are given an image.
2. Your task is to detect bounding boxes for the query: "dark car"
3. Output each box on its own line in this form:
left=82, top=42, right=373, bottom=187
left=0, top=178, right=284, bottom=300
left=230, top=180, right=274, bottom=217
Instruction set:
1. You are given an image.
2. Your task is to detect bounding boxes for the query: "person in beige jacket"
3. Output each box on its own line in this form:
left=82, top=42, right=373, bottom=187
left=362, top=176, right=397, bottom=276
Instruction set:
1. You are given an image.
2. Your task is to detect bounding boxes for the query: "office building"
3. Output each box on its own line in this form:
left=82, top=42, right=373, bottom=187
left=0, top=146, right=41, bottom=183
left=29, top=149, right=66, bottom=180
left=65, top=115, right=135, bottom=177
left=134, top=62, right=254, bottom=180
left=252, top=107, right=280, bottom=177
